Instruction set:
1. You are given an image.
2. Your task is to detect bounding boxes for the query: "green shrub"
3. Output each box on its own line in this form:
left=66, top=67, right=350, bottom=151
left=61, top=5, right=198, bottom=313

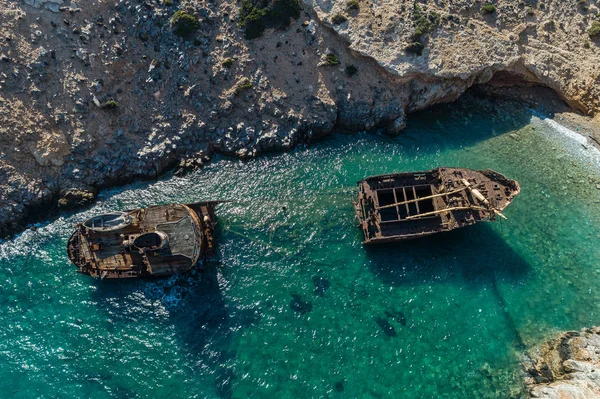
left=164, top=0, right=172, bottom=6
left=170, top=10, right=200, bottom=37
left=239, top=0, right=301, bottom=40
left=103, top=100, right=119, bottom=109
left=239, top=0, right=267, bottom=39
left=222, top=58, right=234, bottom=68
left=481, top=4, right=496, bottom=14
left=345, top=64, right=357, bottom=76
left=405, top=42, right=424, bottom=56
left=346, top=0, right=359, bottom=11
left=412, top=5, right=440, bottom=38
left=332, top=13, right=347, bottom=24
left=234, top=78, right=252, bottom=95
left=269, top=0, right=301, bottom=24
left=407, top=5, right=439, bottom=56
left=589, top=21, right=600, bottom=38
left=324, top=53, right=339, bottom=65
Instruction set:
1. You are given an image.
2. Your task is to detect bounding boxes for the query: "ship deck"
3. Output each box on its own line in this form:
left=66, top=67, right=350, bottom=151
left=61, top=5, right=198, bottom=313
left=355, top=168, right=520, bottom=244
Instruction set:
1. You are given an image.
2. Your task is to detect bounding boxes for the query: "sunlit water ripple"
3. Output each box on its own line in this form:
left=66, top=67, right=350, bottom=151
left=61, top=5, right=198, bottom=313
left=2, top=101, right=600, bottom=398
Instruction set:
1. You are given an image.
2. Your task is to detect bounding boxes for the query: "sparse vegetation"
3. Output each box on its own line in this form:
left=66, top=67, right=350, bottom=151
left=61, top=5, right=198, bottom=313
left=589, top=21, right=600, bottom=38
left=481, top=4, right=496, bottom=14
left=234, top=78, right=252, bottom=95
left=345, top=64, right=358, bottom=76
left=408, top=5, right=439, bottom=56
left=412, top=5, right=440, bottom=38
left=239, top=0, right=267, bottom=39
left=170, top=10, right=200, bottom=37
left=324, top=53, right=339, bottom=65
left=239, top=0, right=301, bottom=40
left=222, top=58, right=234, bottom=68
left=332, top=13, right=347, bottom=25
left=346, top=0, right=359, bottom=12
left=103, top=100, right=119, bottom=109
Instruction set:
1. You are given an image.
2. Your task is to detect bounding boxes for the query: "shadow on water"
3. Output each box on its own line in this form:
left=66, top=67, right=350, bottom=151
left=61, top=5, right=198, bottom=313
left=364, top=223, right=531, bottom=348
left=88, top=263, right=257, bottom=399
left=401, top=93, right=534, bottom=150
left=365, top=223, right=530, bottom=286
left=310, top=90, right=537, bottom=157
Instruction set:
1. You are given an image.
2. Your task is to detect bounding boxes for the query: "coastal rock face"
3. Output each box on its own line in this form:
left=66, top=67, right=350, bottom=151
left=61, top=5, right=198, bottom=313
left=0, top=0, right=599, bottom=235
left=311, top=0, right=600, bottom=114
left=23, top=0, right=63, bottom=12
left=524, top=327, right=600, bottom=399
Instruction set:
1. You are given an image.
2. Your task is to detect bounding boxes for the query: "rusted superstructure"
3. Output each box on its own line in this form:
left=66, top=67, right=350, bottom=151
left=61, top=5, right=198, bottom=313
left=67, top=202, right=220, bottom=278
left=354, top=168, right=520, bottom=244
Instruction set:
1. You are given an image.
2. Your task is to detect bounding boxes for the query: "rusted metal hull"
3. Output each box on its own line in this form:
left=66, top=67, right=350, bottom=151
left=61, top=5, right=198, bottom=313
left=66, top=202, right=220, bottom=279
left=354, top=168, right=520, bottom=244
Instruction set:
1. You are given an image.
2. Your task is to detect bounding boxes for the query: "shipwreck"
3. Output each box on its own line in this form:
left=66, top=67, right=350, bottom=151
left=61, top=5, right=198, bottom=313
left=67, top=202, right=220, bottom=278
left=354, top=167, right=520, bottom=244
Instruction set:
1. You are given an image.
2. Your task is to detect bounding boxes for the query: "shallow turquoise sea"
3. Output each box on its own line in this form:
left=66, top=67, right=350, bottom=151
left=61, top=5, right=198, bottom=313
left=2, top=100, right=600, bottom=398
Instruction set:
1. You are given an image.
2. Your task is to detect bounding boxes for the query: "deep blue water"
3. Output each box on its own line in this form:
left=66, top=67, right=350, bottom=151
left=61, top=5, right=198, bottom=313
left=2, top=102, right=600, bottom=398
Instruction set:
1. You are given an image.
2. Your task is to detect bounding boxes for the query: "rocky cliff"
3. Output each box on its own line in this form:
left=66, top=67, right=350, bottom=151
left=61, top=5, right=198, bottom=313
left=524, top=328, right=600, bottom=398
left=1, top=0, right=599, bottom=235
left=312, top=0, right=600, bottom=114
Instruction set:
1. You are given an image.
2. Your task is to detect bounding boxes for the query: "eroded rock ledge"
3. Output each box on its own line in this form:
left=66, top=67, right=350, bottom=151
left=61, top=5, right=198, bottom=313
left=312, top=0, right=600, bottom=115
left=1, top=0, right=599, bottom=236
left=524, top=327, right=600, bottom=399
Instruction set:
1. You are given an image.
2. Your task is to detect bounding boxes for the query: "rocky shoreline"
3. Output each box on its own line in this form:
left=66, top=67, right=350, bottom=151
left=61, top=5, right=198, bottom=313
left=524, top=327, right=600, bottom=398
left=2, top=0, right=600, bottom=237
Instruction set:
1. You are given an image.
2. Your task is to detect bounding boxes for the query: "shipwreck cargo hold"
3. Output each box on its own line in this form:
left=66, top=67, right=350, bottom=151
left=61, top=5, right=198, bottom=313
left=67, top=202, right=219, bottom=278
left=354, top=168, right=520, bottom=244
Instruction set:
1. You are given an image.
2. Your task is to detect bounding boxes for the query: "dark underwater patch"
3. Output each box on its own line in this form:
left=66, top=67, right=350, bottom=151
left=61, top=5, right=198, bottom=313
left=385, top=310, right=407, bottom=327
left=375, top=317, right=396, bottom=337
left=312, top=275, right=331, bottom=296
left=290, top=293, right=313, bottom=314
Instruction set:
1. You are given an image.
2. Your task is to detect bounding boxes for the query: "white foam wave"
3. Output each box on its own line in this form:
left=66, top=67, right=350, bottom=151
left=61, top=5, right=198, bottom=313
left=529, top=112, right=600, bottom=170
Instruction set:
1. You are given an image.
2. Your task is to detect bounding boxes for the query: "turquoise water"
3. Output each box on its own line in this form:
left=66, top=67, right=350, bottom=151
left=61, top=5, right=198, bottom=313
left=2, top=101, right=600, bottom=398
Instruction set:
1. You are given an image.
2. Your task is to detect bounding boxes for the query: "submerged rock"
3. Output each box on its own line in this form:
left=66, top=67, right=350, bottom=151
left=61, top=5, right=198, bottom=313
left=57, top=188, right=96, bottom=209
left=385, top=310, right=407, bottom=327
left=375, top=317, right=396, bottom=337
left=312, top=275, right=330, bottom=296
left=290, top=293, right=313, bottom=314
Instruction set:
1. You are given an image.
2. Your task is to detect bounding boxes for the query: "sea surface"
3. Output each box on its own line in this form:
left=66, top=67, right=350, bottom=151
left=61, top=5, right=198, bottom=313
left=2, top=99, right=600, bottom=398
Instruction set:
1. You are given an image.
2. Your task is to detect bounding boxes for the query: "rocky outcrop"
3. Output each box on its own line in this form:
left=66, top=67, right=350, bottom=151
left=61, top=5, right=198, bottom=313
left=1, top=0, right=599, bottom=236
left=524, top=327, right=600, bottom=398
left=311, top=0, right=600, bottom=115
left=57, top=188, right=96, bottom=210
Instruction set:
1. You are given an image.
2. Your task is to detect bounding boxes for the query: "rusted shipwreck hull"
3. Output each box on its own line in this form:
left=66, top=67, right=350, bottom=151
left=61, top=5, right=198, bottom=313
left=67, top=202, right=221, bottom=278
left=354, top=167, right=520, bottom=244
